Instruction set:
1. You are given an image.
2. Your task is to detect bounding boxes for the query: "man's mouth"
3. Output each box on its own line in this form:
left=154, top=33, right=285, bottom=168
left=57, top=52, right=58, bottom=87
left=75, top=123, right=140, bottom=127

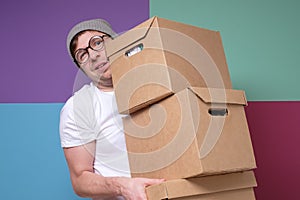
left=94, top=61, right=108, bottom=71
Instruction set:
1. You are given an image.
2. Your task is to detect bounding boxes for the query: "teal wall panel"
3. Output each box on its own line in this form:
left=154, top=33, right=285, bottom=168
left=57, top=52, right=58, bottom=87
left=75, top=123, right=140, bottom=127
left=150, top=0, right=300, bottom=101
left=0, top=103, right=85, bottom=199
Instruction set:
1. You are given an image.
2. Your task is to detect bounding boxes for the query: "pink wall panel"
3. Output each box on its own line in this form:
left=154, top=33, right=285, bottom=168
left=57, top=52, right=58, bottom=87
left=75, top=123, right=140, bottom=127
left=245, top=102, right=300, bottom=200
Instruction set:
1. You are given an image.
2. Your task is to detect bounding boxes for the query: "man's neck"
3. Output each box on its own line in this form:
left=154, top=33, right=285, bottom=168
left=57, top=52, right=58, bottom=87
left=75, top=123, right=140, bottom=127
left=96, top=84, right=114, bottom=92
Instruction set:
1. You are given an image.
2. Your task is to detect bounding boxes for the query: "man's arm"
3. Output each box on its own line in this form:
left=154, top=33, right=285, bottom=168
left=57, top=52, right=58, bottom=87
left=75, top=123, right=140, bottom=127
left=63, top=141, right=164, bottom=199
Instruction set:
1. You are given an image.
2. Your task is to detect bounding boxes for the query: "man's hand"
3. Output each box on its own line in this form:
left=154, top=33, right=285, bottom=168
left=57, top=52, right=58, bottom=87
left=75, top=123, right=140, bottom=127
left=63, top=142, right=164, bottom=199
left=116, top=177, right=165, bottom=200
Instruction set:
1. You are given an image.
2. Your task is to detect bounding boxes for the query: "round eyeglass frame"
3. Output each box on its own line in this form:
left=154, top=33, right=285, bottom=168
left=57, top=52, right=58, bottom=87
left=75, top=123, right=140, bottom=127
left=74, top=35, right=109, bottom=64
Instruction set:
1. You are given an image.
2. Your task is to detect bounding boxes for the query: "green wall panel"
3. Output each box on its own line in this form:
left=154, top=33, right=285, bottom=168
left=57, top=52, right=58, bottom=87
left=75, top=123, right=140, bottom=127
left=150, top=0, right=300, bottom=101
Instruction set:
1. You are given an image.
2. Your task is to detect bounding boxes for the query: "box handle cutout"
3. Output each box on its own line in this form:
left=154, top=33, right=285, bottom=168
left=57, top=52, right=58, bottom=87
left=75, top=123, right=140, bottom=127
left=125, top=43, right=143, bottom=57
left=208, top=108, right=228, bottom=116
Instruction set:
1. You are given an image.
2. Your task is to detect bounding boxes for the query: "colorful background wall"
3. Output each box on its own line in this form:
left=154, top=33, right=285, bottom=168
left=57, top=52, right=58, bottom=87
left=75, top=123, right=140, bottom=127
left=0, top=0, right=299, bottom=199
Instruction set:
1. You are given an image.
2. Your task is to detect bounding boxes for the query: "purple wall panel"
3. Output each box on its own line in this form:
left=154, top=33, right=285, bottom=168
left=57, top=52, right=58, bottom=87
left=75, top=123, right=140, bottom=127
left=0, top=0, right=149, bottom=103
left=245, top=102, right=300, bottom=200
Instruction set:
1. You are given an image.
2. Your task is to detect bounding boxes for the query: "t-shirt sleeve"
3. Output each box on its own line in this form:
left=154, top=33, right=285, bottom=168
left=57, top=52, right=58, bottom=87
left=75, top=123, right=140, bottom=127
left=59, top=89, right=97, bottom=148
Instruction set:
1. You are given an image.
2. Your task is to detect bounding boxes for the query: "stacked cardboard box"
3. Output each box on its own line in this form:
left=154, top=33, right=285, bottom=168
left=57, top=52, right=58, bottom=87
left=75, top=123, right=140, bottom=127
left=106, top=16, right=232, bottom=114
left=146, top=171, right=257, bottom=200
left=106, top=16, right=257, bottom=199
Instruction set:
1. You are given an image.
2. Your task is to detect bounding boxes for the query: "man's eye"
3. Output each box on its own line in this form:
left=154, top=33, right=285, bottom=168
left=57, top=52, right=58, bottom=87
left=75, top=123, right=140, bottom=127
left=95, top=41, right=102, bottom=46
left=76, top=51, right=88, bottom=62
left=91, top=38, right=103, bottom=49
left=80, top=52, right=88, bottom=59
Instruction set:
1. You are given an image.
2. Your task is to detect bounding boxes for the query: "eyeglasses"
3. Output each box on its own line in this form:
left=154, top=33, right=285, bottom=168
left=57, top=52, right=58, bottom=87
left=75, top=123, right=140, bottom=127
left=74, top=35, right=109, bottom=64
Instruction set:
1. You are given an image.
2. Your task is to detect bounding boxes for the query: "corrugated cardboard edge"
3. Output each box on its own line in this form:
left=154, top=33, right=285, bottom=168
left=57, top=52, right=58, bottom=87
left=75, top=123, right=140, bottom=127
left=188, top=87, right=247, bottom=106
left=146, top=171, right=257, bottom=200
left=122, top=91, right=174, bottom=114
left=146, top=182, right=169, bottom=200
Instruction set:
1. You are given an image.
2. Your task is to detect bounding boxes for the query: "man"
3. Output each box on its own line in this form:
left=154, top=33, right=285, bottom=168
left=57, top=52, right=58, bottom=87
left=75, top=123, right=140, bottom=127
left=60, top=18, right=164, bottom=200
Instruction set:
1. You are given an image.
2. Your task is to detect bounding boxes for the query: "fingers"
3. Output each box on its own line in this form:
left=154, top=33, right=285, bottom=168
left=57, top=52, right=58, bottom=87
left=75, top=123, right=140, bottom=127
left=142, top=178, right=165, bottom=187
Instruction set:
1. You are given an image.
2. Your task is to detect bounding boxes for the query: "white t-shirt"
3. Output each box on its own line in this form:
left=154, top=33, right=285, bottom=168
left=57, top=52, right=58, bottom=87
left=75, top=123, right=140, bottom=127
left=59, top=82, right=131, bottom=178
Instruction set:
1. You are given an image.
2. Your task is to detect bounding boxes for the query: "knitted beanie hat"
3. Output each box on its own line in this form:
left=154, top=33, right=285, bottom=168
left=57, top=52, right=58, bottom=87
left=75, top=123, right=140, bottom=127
left=66, top=18, right=117, bottom=61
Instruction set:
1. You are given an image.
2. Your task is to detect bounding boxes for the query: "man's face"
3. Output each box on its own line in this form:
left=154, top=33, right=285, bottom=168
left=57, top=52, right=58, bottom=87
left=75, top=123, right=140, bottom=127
left=75, top=30, right=113, bottom=88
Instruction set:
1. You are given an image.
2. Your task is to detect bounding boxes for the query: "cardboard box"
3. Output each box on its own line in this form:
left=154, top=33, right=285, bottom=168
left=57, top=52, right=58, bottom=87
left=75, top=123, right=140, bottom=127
left=123, top=87, right=256, bottom=179
left=146, top=171, right=257, bottom=200
left=106, top=16, right=232, bottom=114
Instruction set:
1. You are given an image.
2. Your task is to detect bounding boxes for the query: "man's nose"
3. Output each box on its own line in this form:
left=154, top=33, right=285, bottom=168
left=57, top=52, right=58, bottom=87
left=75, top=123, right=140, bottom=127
left=88, top=48, right=101, bottom=61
